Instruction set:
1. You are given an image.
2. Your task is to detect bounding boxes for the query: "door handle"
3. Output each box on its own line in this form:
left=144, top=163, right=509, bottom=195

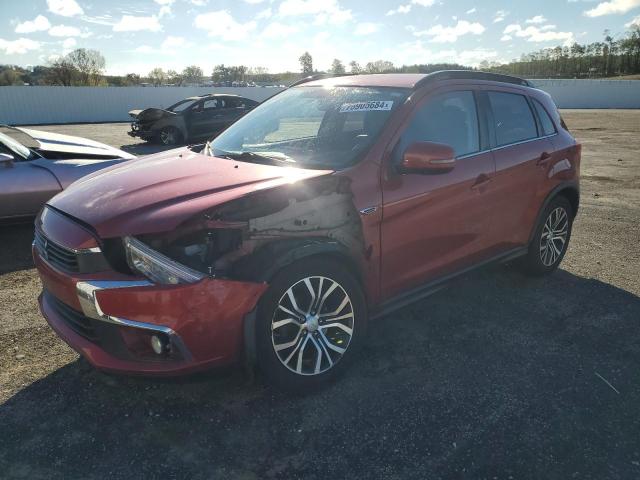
left=471, top=173, right=491, bottom=190
left=537, top=152, right=552, bottom=165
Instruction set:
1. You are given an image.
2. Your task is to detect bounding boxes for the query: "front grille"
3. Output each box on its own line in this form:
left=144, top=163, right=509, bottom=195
left=34, top=229, right=80, bottom=273
left=45, top=291, right=99, bottom=343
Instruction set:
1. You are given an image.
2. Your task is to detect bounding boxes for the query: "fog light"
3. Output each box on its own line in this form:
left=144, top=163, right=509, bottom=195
left=150, top=335, right=167, bottom=355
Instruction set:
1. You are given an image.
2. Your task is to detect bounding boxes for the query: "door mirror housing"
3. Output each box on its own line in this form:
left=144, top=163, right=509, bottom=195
left=400, top=141, right=456, bottom=174
left=0, top=153, right=15, bottom=168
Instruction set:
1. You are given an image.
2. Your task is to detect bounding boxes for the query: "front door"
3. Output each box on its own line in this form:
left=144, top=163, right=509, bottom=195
left=0, top=159, right=61, bottom=219
left=380, top=88, right=497, bottom=300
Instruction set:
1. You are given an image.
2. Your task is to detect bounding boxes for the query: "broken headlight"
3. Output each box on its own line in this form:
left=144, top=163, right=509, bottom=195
left=124, top=236, right=206, bottom=285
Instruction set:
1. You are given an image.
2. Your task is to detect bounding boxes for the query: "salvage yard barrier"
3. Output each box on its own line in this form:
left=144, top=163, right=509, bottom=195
left=0, top=80, right=638, bottom=125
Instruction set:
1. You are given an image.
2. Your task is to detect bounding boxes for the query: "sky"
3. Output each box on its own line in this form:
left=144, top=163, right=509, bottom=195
left=1, top=0, right=640, bottom=75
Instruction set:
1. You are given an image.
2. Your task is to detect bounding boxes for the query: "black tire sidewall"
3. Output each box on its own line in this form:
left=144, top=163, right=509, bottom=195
left=255, top=257, right=367, bottom=392
left=524, top=196, right=574, bottom=275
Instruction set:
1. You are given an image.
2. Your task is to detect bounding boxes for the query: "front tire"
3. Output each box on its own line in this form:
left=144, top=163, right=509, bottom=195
left=519, top=196, right=573, bottom=276
left=255, top=257, right=366, bottom=392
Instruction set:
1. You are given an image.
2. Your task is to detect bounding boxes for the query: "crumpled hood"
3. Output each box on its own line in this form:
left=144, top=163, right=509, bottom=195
left=48, top=147, right=333, bottom=238
left=18, top=127, right=135, bottom=160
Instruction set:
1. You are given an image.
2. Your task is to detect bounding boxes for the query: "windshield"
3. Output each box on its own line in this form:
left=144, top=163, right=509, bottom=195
left=0, top=129, right=34, bottom=160
left=208, top=86, right=409, bottom=169
left=168, top=99, right=198, bottom=112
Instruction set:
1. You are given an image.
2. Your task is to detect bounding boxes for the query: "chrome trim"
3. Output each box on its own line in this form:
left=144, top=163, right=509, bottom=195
left=76, top=280, right=192, bottom=361
left=455, top=133, right=558, bottom=161
left=35, top=226, right=102, bottom=255
left=359, top=206, right=378, bottom=216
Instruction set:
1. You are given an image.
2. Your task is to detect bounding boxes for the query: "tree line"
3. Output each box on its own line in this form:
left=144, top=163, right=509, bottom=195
left=1, top=26, right=639, bottom=87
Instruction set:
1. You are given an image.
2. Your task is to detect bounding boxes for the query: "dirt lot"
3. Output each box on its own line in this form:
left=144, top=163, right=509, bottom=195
left=1, top=111, right=639, bottom=479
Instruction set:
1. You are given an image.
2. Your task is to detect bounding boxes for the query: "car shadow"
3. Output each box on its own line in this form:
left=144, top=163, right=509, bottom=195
left=1, top=267, right=639, bottom=479
left=0, top=223, right=35, bottom=274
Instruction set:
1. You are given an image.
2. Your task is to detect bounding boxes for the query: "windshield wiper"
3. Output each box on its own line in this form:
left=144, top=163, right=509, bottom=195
left=217, top=150, right=296, bottom=165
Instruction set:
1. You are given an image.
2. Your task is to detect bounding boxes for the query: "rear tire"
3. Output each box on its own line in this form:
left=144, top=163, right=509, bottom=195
left=255, top=257, right=366, bottom=393
left=158, top=126, right=183, bottom=146
left=519, top=196, right=573, bottom=276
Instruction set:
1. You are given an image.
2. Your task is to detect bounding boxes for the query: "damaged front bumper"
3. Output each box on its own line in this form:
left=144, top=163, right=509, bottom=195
left=34, top=245, right=268, bottom=376
left=127, top=122, right=154, bottom=140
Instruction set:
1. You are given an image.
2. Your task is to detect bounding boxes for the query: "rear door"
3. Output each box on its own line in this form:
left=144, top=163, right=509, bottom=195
left=189, top=98, right=221, bottom=139
left=380, top=87, right=497, bottom=299
left=481, top=88, right=555, bottom=249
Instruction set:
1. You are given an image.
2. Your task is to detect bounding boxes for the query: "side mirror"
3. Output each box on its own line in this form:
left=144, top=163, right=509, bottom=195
left=400, top=141, right=456, bottom=174
left=0, top=153, right=15, bottom=168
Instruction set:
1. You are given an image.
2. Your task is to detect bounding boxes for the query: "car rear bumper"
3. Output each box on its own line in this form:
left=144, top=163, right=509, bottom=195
left=34, top=244, right=268, bottom=376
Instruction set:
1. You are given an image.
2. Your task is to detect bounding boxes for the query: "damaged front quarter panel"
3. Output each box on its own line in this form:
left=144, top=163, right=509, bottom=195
left=145, top=174, right=368, bottom=285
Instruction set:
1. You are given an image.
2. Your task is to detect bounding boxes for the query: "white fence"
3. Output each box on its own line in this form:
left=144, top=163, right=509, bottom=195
left=529, top=79, right=640, bottom=109
left=0, top=86, right=284, bottom=125
left=0, top=80, right=638, bottom=125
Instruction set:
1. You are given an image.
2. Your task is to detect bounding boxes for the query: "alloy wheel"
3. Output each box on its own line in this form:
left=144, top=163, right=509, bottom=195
left=271, top=276, right=354, bottom=376
left=539, top=207, right=569, bottom=266
left=160, top=129, right=176, bottom=145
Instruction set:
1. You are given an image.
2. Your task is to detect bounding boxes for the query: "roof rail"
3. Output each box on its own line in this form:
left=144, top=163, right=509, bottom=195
left=415, top=70, right=532, bottom=89
left=288, top=73, right=355, bottom=88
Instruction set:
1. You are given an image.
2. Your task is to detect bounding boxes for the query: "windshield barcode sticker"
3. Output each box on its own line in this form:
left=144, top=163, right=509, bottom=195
left=339, top=101, right=394, bottom=113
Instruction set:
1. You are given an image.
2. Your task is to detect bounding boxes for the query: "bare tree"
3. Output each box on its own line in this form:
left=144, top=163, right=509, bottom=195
left=148, top=67, right=166, bottom=86
left=65, top=48, right=106, bottom=85
left=330, top=59, right=345, bottom=74
left=299, top=51, right=313, bottom=74
left=182, top=65, right=203, bottom=85
left=47, top=57, right=78, bottom=86
left=349, top=60, right=362, bottom=74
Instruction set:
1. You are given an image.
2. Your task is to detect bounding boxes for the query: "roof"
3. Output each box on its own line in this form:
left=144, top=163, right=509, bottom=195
left=302, top=74, right=427, bottom=89
left=299, top=71, right=531, bottom=89
left=184, top=94, right=244, bottom=100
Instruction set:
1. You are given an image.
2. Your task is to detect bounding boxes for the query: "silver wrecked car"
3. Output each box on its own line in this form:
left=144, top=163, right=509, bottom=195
left=0, top=125, right=135, bottom=222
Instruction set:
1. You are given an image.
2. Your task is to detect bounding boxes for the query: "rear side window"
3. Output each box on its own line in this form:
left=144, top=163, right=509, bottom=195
left=400, top=91, right=480, bottom=158
left=532, top=98, right=557, bottom=136
left=487, top=92, right=537, bottom=147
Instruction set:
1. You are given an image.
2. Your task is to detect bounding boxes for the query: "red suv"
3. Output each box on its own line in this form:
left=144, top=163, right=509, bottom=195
left=33, top=72, right=580, bottom=390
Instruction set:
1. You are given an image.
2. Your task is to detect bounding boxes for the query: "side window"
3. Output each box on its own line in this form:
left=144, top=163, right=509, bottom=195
left=487, top=92, right=538, bottom=147
left=202, top=99, right=219, bottom=110
left=531, top=98, right=556, bottom=136
left=400, top=91, right=480, bottom=158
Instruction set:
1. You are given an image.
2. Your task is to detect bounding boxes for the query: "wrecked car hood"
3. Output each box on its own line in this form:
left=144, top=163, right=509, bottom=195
left=18, top=127, right=135, bottom=160
left=129, top=108, right=174, bottom=122
left=48, top=147, right=333, bottom=238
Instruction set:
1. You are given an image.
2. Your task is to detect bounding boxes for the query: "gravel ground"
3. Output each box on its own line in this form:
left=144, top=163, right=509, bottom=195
left=1, top=111, right=639, bottom=479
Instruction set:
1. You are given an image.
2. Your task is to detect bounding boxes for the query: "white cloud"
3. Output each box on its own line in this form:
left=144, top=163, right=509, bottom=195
left=244, top=0, right=266, bottom=3
left=62, top=37, right=77, bottom=49
left=113, top=15, right=163, bottom=32
left=387, top=40, right=499, bottom=67
left=190, top=0, right=208, bottom=5
left=386, top=4, right=412, bottom=15
left=15, top=15, right=51, bottom=33
left=47, top=0, right=84, bottom=17
left=501, top=34, right=512, bottom=41
left=354, top=22, right=380, bottom=35
left=493, top=10, right=508, bottom=23
left=49, top=24, right=81, bottom=37
left=161, top=35, right=185, bottom=49
left=466, top=8, right=477, bottom=14
left=526, top=15, right=547, bottom=24
left=626, top=14, right=640, bottom=26
left=154, top=0, right=174, bottom=4
left=134, top=45, right=154, bottom=53
left=261, top=21, right=298, bottom=38
left=415, top=20, right=486, bottom=43
left=504, top=24, right=575, bottom=44
left=0, top=37, right=41, bottom=55
left=386, top=0, right=435, bottom=15
left=256, top=7, right=272, bottom=19
left=279, top=0, right=352, bottom=25
left=194, top=10, right=256, bottom=40
left=585, top=0, right=640, bottom=17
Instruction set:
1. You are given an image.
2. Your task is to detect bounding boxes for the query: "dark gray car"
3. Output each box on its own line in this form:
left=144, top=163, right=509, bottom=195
left=127, top=94, right=259, bottom=146
left=0, top=125, right=134, bottom=222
